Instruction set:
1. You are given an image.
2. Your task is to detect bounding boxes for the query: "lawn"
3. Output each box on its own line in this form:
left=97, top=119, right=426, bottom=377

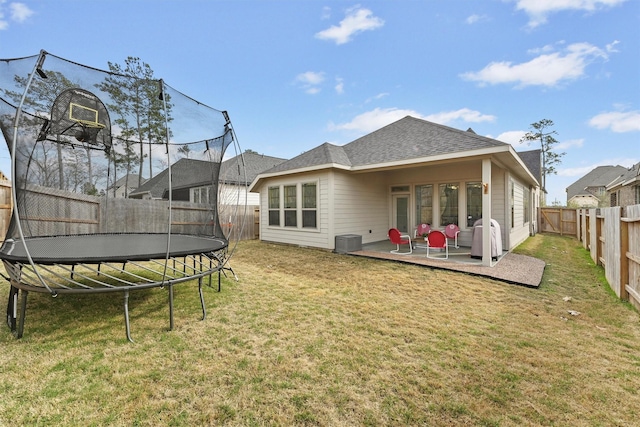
left=0, top=233, right=638, bottom=426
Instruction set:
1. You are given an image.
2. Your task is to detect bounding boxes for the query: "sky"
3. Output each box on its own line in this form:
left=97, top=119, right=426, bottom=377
left=0, top=0, right=638, bottom=205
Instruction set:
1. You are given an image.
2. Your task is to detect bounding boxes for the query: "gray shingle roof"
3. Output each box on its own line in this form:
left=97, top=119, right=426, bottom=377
left=566, top=165, right=628, bottom=199
left=129, top=158, right=218, bottom=198
left=606, top=162, right=640, bottom=190
left=220, top=152, right=287, bottom=185
left=516, top=150, right=542, bottom=186
left=263, top=116, right=508, bottom=175
left=129, top=152, right=287, bottom=198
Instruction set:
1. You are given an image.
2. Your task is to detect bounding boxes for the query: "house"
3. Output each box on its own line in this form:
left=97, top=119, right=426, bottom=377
left=108, top=174, right=147, bottom=198
left=129, top=152, right=286, bottom=204
left=249, top=116, right=540, bottom=266
left=606, top=162, right=640, bottom=207
left=128, top=158, right=214, bottom=201
left=566, top=165, right=628, bottom=208
left=220, top=151, right=287, bottom=206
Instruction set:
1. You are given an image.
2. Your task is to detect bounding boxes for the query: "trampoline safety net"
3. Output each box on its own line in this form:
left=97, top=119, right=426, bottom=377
left=0, top=50, right=247, bottom=340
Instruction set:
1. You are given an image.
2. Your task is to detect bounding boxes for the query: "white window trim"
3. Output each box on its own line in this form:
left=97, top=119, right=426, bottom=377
left=266, top=181, right=320, bottom=232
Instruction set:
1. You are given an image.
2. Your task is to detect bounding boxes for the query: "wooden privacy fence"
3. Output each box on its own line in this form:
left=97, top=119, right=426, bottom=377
left=0, top=184, right=258, bottom=243
left=539, top=207, right=578, bottom=236
left=0, top=180, right=11, bottom=240
left=577, top=205, right=640, bottom=311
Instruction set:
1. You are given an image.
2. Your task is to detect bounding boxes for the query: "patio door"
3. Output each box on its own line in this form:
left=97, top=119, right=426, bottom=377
left=392, top=195, right=410, bottom=233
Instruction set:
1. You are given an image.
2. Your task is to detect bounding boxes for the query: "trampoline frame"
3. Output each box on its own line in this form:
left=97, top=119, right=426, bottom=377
left=3, top=233, right=235, bottom=341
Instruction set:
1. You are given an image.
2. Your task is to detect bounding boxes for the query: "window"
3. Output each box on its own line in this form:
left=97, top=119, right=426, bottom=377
left=268, top=186, right=280, bottom=226
left=466, top=182, right=482, bottom=227
left=510, top=179, right=515, bottom=228
left=439, top=183, right=458, bottom=226
left=268, top=182, right=318, bottom=229
left=523, top=186, right=530, bottom=225
left=191, top=186, right=211, bottom=204
left=302, top=183, right=317, bottom=228
left=391, top=185, right=410, bottom=193
left=284, top=185, right=297, bottom=227
left=415, top=185, right=433, bottom=226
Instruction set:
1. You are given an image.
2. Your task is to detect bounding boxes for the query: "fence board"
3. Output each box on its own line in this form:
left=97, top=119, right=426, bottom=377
left=538, top=207, right=578, bottom=236
left=0, top=183, right=258, bottom=243
left=576, top=205, right=640, bottom=311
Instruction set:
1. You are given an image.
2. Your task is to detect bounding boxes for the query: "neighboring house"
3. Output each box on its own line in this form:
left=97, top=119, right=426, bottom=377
left=566, top=165, right=628, bottom=208
left=220, top=152, right=287, bottom=206
left=129, top=158, right=212, bottom=200
left=606, top=162, right=640, bottom=207
left=108, top=174, right=147, bottom=198
left=249, top=116, right=540, bottom=265
left=129, top=152, right=286, bottom=204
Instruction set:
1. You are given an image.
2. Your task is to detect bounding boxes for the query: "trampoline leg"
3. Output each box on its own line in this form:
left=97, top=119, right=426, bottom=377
left=7, top=285, right=27, bottom=338
left=124, top=291, right=133, bottom=343
left=16, top=289, right=27, bottom=339
left=168, top=284, right=174, bottom=331
left=198, top=278, right=206, bottom=321
left=218, top=270, right=221, bottom=292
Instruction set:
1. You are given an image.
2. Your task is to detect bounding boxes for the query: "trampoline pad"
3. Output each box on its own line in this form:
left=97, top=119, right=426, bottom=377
left=0, top=233, right=228, bottom=264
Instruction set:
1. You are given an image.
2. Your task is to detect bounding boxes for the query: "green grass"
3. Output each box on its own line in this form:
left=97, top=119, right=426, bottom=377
left=0, top=234, right=638, bottom=425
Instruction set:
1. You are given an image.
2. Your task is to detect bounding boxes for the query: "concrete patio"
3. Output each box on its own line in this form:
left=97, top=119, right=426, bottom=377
left=345, top=239, right=546, bottom=288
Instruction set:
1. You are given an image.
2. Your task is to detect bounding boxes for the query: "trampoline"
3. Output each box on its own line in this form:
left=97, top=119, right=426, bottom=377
left=0, top=51, right=247, bottom=340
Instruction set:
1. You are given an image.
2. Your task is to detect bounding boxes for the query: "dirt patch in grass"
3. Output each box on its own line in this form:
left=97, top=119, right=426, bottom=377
left=0, top=234, right=638, bottom=425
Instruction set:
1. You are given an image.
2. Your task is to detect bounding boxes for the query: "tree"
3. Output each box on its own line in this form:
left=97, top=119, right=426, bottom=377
left=3, top=70, right=77, bottom=190
left=520, top=119, right=565, bottom=206
left=97, top=57, right=172, bottom=189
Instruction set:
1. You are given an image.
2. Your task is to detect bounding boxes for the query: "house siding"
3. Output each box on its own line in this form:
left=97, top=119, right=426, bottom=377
left=257, top=172, right=331, bottom=249
left=254, top=161, right=534, bottom=252
left=507, top=173, right=532, bottom=249
left=332, top=171, right=389, bottom=246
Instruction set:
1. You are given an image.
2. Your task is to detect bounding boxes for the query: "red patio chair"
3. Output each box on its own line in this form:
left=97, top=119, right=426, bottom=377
left=388, top=228, right=412, bottom=254
left=444, top=223, right=460, bottom=248
left=414, top=223, right=431, bottom=238
left=426, top=230, right=448, bottom=259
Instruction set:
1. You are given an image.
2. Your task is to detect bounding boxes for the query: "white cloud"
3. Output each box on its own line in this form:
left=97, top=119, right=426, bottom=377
left=496, top=130, right=527, bottom=146
left=315, top=6, right=384, bottom=45
left=329, top=108, right=417, bottom=133
left=559, top=157, right=637, bottom=177
left=589, top=110, right=640, bottom=132
left=334, top=77, right=344, bottom=95
left=466, top=14, right=488, bottom=24
left=0, top=1, right=34, bottom=29
left=321, top=6, right=331, bottom=20
left=557, top=138, right=584, bottom=150
left=365, top=92, right=389, bottom=103
left=424, top=108, right=496, bottom=125
left=460, top=41, right=611, bottom=87
left=329, top=107, right=494, bottom=134
left=295, top=71, right=325, bottom=94
left=511, top=0, right=627, bottom=28
left=10, top=2, right=33, bottom=22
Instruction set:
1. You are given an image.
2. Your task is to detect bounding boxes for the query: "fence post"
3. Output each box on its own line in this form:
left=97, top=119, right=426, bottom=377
left=620, top=212, right=630, bottom=301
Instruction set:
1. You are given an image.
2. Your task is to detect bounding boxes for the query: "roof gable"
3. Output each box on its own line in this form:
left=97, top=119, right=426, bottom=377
left=221, top=152, right=287, bottom=184
left=343, top=116, right=507, bottom=167
left=130, top=158, right=218, bottom=198
left=262, top=116, right=509, bottom=175
left=566, top=165, right=628, bottom=199
left=516, top=150, right=542, bottom=184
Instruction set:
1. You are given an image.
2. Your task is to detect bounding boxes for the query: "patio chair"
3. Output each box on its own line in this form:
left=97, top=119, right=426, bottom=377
left=388, top=228, right=412, bottom=254
left=426, top=230, right=448, bottom=259
left=444, top=223, right=460, bottom=248
left=414, top=223, right=431, bottom=239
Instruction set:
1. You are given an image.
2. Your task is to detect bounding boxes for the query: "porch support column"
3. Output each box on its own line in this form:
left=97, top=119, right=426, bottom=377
left=481, top=159, right=492, bottom=267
